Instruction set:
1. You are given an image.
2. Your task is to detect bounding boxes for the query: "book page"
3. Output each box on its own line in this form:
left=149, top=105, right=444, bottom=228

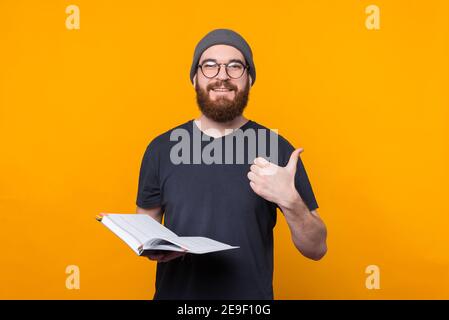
left=101, top=214, right=179, bottom=255
left=173, top=236, right=239, bottom=254
left=100, top=213, right=239, bottom=255
left=107, top=213, right=178, bottom=241
left=101, top=215, right=143, bottom=255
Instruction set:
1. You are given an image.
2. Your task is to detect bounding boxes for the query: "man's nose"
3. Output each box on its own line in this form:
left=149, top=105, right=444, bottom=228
left=216, top=64, right=230, bottom=81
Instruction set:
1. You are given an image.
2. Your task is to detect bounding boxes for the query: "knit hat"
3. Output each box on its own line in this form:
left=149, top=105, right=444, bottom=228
left=190, top=29, right=256, bottom=86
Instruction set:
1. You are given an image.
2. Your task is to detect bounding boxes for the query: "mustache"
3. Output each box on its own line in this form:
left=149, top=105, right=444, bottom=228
left=206, top=80, right=238, bottom=92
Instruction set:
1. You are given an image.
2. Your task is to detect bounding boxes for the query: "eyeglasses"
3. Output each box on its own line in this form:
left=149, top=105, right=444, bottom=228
left=198, top=60, right=249, bottom=79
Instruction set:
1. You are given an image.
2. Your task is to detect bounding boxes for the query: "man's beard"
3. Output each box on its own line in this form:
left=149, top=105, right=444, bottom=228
left=195, top=77, right=250, bottom=123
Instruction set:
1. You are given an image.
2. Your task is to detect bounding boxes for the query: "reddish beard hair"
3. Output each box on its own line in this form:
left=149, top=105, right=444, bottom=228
left=195, top=77, right=250, bottom=123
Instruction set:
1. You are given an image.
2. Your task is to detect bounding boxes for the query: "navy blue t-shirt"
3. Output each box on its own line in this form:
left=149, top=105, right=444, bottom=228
left=136, top=119, right=319, bottom=299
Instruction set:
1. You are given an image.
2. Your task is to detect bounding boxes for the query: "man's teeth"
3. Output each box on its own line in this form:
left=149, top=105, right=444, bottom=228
left=213, top=88, right=231, bottom=92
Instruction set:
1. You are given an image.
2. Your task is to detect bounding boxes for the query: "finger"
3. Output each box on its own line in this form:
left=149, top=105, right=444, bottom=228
left=160, top=251, right=186, bottom=263
left=254, top=157, right=270, bottom=168
left=286, top=148, right=304, bottom=173
left=247, top=171, right=262, bottom=183
left=249, top=181, right=260, bottom=195
left=250, top=164, right=262, bottom=175
left=249, top=181, right=258, bottom=190
left=146, top=253, right=165, bottom=261
left=157, top=254, right=171, bottom=263
left=170, top=252, right=187, bottom=260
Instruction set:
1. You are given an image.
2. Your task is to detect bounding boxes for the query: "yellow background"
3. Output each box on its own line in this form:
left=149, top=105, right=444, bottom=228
left=1, top=0, right=448, bottom=299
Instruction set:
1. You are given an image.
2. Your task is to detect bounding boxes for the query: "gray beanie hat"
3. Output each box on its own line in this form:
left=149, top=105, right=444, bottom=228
left=190, top=29, right=256, bottom=86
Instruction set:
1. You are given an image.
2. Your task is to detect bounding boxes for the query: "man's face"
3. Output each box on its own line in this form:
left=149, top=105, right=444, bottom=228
left=195, top=44, right=251, bottom=123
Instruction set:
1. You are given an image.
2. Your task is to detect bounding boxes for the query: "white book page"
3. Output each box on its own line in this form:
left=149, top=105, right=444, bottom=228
left=108, top=213, right=178, bottom=239
left=174, top=237, right=240, bottom=254
left=101, top=214, right=179, bottom=255
left=101, top=215, right=142, bottom=255
left=143, top=244, right=186, bottom=252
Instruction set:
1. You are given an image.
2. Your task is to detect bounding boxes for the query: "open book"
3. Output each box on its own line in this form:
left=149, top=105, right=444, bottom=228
left=97, top=213, right=239, bottom=256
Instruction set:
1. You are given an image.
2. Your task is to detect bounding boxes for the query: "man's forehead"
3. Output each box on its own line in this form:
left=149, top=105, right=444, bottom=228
left=199, top=44, right=245, bottom=63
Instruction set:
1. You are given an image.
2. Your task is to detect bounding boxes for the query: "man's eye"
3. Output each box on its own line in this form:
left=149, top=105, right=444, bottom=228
left=228, top=64, right=243, bottom=69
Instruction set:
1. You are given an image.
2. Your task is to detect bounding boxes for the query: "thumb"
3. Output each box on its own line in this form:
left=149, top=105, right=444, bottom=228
left=286, top=148, right=304, bottom=173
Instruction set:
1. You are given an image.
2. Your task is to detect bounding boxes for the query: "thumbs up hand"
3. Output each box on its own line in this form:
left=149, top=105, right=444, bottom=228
left=247, top=148, right=304, bottom=210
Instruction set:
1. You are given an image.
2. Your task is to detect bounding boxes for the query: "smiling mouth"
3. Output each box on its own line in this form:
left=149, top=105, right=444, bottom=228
left=211, top=88, right=233, bottom=92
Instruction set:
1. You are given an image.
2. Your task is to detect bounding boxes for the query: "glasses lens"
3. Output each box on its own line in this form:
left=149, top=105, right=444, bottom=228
left=201, top=62, right=219, bottom=78
left=226, top=62, right=245, bottom=78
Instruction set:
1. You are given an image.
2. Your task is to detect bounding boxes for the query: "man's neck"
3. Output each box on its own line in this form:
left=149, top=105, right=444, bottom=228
left=194, top=114, right=249, bottom=138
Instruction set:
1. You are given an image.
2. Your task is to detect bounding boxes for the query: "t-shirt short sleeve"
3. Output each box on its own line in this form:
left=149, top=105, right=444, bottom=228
left=280, top=139, right=319, bottom=212
left=136, top=140, right=162, bottom=209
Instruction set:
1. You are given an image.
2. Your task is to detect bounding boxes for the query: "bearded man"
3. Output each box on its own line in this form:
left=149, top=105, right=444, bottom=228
left=136, top=29, right=327, bottom=300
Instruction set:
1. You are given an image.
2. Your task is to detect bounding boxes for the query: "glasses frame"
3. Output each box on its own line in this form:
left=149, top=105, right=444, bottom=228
left=197, top=60, right=249, bottom=79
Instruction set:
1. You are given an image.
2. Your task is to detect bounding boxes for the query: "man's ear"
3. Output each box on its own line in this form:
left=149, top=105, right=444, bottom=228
left=249, top=75, right=253, bottom=86
left=193, top=74, right=197, bottom=89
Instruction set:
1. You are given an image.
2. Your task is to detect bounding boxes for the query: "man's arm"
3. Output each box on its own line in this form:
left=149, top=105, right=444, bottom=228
left=136, top=205, right=163, bottom=223
left=279, top=197, right=327, bottom=261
